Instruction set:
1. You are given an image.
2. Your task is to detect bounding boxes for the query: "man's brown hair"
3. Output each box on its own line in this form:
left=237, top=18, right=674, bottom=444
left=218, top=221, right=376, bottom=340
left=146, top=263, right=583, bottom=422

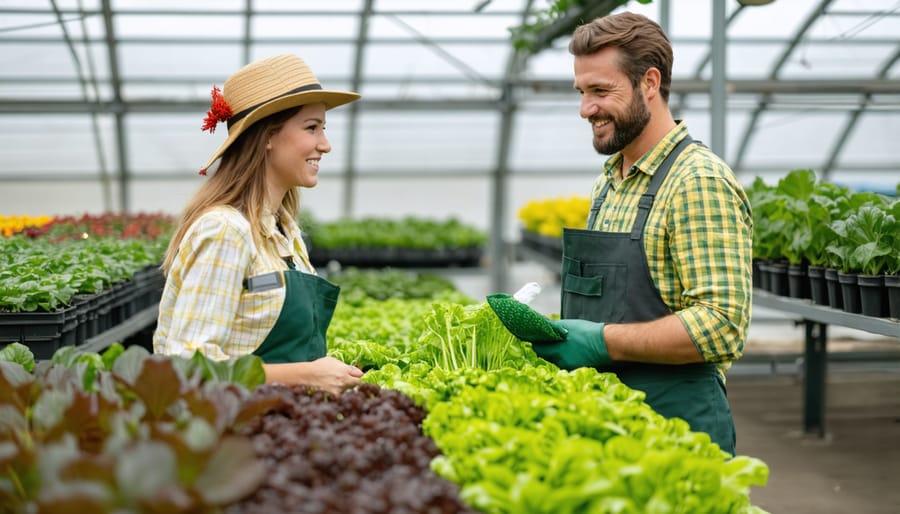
left=569, top=12, right=673, bottom=102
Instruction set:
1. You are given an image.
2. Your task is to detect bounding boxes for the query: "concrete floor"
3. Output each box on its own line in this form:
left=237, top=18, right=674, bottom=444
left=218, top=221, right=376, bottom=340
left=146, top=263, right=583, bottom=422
left=729, top=371, right=900, bottom=514
left=442, top=262, right=900, bottom=514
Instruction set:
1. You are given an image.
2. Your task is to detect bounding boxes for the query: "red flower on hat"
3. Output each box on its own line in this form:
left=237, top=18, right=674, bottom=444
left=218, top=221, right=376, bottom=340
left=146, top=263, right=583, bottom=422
left=201, top=85, right=233, bottom=133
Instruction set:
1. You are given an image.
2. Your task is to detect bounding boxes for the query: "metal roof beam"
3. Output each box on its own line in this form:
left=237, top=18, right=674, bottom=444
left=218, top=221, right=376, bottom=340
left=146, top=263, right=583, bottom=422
left=341, top=0, right=373, bottom=218
left=733, top=0, right=836, bottom=170
left=6, top=35, right=900, bottom=45
left=4, top=79, right=900, bottom=114
left=4, top=77, right=900, bottom=93
left=100, top=0, right=130, bottom=212
left=0, top=7, right=528, bottom=16
left=241, top=0, right=252, bottom=65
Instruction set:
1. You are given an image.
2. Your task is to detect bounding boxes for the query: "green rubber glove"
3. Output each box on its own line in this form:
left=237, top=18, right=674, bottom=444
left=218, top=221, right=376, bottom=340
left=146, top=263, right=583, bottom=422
left=532, top=319, right=612, bottom=370
left=486, top=293, right=568, bottom=343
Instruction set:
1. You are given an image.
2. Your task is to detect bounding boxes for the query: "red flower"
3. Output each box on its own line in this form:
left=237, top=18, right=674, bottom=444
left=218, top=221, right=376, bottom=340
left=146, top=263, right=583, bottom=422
left=201, top=85, right=233, bottom=133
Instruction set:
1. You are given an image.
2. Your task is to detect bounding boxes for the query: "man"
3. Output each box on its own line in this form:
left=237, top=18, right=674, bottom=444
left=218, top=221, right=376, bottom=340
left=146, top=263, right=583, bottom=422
left=504, top=12, right=753, bottom=455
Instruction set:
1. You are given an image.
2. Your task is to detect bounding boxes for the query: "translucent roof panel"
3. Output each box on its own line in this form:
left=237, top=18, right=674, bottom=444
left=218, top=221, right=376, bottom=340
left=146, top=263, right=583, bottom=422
left=113, top=14, right=245, bottom=38
left=363, top=43, right=510, bottom=83
left=778, top=43, right=898, bottom=79
left=0, top=114, right=116, bottom=175
left=510, top=104, right=600, bottom=173
left=118, top=44, right=245, bottom=81
left=838, top=112, right=900, bottom=168
left=251, top=14, right=358, bottom=39
left=0, top=0, right=897, bottom=217
left=252, top=44, right=356, bottom=78
left=735, top=111, right=851, bottom=169
left=355, top=111, right=499, bottom=173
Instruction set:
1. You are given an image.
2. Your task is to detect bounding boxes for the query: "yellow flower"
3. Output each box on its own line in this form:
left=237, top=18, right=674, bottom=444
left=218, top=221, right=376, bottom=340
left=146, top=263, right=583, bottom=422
left=0, top=214, right=53, bottom=237
left=518, top=195, right=590, bottom=238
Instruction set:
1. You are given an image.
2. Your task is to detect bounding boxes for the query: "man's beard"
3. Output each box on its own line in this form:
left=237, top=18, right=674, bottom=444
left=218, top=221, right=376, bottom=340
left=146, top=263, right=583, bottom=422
left=592, top=89, right=651, bottom=155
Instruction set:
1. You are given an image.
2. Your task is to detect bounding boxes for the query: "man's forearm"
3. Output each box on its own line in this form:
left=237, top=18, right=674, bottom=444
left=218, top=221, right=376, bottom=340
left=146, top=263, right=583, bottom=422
left=603, top=314, right=704, bottom=364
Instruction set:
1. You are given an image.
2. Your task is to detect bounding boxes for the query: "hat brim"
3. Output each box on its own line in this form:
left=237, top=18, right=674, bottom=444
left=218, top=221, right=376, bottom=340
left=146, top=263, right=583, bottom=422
left=201, top=89, right=360, bottom=173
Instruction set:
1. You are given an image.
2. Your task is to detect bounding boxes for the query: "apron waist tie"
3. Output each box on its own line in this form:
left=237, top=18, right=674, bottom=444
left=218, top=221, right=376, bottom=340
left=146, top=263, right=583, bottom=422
left=611, top=361, right=719, bottom=385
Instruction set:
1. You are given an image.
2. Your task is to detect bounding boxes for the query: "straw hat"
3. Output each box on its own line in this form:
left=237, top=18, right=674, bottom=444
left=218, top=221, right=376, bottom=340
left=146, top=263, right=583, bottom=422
left=199, top=54, right=360, bottom=174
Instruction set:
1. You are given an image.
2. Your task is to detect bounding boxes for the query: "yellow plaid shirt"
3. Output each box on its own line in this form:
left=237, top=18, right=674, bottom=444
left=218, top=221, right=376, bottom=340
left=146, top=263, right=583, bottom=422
left=153, top=206, right=316, bottom=360
left=590, top=121, right=753, bottom=373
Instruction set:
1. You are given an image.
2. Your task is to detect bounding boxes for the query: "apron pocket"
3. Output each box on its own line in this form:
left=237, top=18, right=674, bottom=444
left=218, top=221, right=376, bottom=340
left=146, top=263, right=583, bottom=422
left=562, top=263, right=626, bottom=322
left=563, top=273, right=603, bottom=296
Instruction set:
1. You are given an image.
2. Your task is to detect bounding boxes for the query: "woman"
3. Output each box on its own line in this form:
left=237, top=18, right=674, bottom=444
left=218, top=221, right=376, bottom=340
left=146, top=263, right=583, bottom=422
left=153, top=54, right=362, bottom=396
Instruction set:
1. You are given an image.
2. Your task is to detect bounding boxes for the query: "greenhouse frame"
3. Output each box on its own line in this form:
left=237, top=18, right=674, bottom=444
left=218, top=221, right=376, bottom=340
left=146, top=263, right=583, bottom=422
left=2, top=1, right=900, bottom=513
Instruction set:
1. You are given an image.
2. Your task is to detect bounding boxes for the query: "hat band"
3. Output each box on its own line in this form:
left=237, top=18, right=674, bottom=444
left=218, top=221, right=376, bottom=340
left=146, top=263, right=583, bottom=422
left=227, top=83, right=324, bottom=129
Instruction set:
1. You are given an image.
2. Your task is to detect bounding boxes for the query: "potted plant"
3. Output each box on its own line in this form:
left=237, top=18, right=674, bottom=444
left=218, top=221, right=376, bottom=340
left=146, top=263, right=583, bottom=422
left=827, top=202, right=895, bottom=316
left=886, top=199, right=900, bottom=319
left=802, top=184, right=844, bottom=305
left=747, top=177, right=790, bottom=295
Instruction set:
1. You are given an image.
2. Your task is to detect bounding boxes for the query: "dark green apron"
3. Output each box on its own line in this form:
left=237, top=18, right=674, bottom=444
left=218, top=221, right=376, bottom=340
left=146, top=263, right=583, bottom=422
left=561, top=135, right=736, bottom=455
left=250, top=259, right=340, bottom=364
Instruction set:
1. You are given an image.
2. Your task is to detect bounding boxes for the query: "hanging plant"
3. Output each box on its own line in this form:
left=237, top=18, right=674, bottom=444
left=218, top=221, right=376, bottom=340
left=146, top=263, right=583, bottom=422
left=509, top=0, right=653, bottom=54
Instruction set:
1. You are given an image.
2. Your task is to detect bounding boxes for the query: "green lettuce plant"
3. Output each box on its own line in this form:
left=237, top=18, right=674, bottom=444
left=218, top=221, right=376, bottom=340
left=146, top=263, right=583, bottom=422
left=826, top=204, right=897, bottom=275
left=0, top=344, right=270, bottom=513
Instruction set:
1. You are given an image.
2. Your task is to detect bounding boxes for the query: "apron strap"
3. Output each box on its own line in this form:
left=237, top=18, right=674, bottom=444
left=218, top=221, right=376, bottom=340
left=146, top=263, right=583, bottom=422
left=585, top=181, right=611, bottom=231
left=629, top=135, right=694, bottom=241
left=585, top=135, right=695, bottom=233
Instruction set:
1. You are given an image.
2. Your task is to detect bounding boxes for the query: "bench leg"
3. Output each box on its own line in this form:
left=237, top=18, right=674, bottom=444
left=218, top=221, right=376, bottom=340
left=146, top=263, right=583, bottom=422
left=803, top=321, right=828, bottom=437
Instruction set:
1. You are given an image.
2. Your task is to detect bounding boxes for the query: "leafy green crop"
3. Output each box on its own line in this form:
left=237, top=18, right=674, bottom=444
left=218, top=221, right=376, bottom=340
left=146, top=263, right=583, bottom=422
left=364, top=365, right=769, bottom=514
left=827, top=204, right=898, bottom=275
left=0, top=236, right=166, bottom=312
left=416, top=301, right=544, bottom=372
left=748, top=170, right=898, bottom=272
left=0, top=345, right=271, bottom=513
left=306, top=216, right=488, bottom=250
left=328, top=266, right=458, bottom=306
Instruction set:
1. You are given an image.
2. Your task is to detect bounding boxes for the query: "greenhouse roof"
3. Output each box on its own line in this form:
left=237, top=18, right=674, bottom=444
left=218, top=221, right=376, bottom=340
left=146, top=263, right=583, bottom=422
left=1, top=0, right=898, bottom=211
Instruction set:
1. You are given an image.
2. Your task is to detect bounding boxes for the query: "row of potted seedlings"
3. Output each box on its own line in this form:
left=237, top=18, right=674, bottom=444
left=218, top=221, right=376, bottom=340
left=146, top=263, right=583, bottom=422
left=301, top=214, right=488, bottom=268
left=748, top=170, right=900, bottom=319
left=0, top=213, right=173, bottom=358
left=513, top=173, right=900, bottom=320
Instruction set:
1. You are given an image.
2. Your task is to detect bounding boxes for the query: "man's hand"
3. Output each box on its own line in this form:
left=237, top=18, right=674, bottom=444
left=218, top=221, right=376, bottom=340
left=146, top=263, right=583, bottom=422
left=532, top=319, right=612, bottom=370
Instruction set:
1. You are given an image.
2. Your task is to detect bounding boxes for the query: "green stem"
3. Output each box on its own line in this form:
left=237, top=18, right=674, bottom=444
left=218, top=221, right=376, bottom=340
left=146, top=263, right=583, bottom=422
left=470, top=325, right=477, bottom=368
left=6, top=465, right=27, bottom=500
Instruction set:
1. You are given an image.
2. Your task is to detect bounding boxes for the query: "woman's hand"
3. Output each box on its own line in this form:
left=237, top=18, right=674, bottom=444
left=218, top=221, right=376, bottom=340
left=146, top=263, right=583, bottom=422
left=263, top=357, right=362, bottom=397
left=305, top=356, right=363, bottom=396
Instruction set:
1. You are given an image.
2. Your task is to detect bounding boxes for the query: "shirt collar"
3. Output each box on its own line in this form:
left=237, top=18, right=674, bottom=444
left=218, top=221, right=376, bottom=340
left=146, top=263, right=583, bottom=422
left=603, top=120, right=689, bottom=181
left=261, top=209, right=282, bottom=238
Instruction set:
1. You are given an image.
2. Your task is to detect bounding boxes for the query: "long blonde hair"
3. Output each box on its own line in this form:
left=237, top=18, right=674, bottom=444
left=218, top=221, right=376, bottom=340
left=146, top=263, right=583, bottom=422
left=162, top=107, right=302, bottom=274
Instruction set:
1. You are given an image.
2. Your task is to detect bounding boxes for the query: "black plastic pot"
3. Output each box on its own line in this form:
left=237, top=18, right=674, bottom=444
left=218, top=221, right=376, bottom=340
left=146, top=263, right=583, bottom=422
left=858, top=274, right=889, bottom=318
left=807, top=265, right=828, bottom=306
left=837, top=271, right=862, bottom=314
left=766, top=261, right=790, bottom=296
left=0, top=306, right=77, bottom=359
left=886, top=274, right=900, bottom=319
left=824, top=268, right=843, bottom=310
left=757, top=260, right=771, bottom=292
left=787, top=263, right=810, bottom=299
